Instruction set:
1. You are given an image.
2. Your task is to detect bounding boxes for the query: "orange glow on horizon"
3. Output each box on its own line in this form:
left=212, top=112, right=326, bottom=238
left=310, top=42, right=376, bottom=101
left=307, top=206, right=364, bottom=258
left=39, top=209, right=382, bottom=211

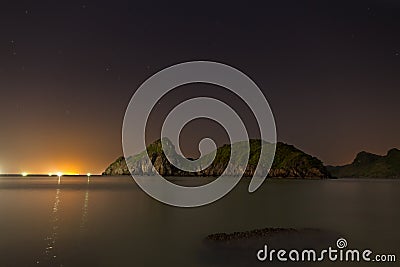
left=42, top=162, right=88, bottom=176
left=20, top=165, right=91, bottom=176
left=9, top=159, right=104, bottom=177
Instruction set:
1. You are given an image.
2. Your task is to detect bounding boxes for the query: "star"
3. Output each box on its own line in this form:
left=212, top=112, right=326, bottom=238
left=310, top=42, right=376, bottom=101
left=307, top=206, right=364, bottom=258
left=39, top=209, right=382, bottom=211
left=367, top=7, right=376, bottom=17
left=105, top=63, right=113, bottom=72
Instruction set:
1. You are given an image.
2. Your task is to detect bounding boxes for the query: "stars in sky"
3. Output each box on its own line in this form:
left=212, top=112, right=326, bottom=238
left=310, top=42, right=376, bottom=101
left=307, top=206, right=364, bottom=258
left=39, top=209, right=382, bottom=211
left=10, top=40, right=17, bottom=56
left=103, top=64, right=124, bottom=81
left=367, top=7, right=376, bottom=17
left=5, top=37, right=123, bottom=77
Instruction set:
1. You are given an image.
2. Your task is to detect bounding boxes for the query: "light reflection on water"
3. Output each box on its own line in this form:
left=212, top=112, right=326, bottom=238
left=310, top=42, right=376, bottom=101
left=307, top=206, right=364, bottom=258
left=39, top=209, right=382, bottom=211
left=36, top=177, right=91, bottom=266
left=80, top=190, right=90, bottom=231
left=37, top=187, right=61, bottom=266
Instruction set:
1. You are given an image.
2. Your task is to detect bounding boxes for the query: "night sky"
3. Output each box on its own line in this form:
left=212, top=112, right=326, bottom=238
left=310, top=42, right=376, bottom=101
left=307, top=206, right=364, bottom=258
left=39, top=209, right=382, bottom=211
left=1, top=0, right=400, bottom=174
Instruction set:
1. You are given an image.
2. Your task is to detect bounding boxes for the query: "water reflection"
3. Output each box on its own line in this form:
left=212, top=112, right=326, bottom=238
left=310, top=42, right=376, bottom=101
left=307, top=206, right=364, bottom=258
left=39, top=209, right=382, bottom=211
left=35, top=177, right=91, bottom=266
left=80, top=178, right=90, bottom=231
left=80, top=190, right=89, bottom=231
left=36, top=185, right=61, bottom=266
left=0, top=177, right=398, bottom=267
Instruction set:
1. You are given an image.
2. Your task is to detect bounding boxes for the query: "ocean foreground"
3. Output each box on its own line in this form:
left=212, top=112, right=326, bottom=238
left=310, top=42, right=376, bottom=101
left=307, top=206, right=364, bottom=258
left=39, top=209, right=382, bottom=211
left=0, top=176, right=399, bottom=266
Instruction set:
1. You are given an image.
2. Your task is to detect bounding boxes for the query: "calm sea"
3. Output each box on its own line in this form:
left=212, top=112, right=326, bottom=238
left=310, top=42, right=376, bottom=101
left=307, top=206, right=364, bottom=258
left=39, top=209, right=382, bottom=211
left=0, top=176, right=398, bottom=267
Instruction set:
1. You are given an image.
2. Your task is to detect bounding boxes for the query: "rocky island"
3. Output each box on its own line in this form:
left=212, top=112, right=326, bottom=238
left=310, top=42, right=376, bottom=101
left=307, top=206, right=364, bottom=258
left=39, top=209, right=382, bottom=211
left=328, top=148, right=400, bottom=178
left=103, top=138, right=330, bottom=178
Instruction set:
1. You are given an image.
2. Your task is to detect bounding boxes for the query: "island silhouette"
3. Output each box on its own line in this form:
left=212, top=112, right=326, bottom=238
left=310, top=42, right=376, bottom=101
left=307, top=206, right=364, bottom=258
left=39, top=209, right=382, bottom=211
left=104, top=138, right=400, bottom=179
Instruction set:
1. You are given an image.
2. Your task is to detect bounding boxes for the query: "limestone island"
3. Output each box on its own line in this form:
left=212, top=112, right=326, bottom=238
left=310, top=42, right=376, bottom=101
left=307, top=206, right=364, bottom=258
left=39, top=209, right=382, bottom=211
left=328, top=148, right=400, bottom=178
left=103, top=138, right=331, bottom=178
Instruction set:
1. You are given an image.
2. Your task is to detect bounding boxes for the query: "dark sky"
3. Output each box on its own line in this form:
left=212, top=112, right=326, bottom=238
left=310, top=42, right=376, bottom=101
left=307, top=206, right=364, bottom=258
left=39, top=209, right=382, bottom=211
left=1, top=0, right=400, bottom=174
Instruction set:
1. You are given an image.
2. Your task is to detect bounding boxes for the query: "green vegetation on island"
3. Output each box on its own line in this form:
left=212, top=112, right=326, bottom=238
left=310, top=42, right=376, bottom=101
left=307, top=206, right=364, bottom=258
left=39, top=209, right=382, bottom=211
left=103, top=138, right=330, bottom=178
left=328, top=148, right=400, bottom=178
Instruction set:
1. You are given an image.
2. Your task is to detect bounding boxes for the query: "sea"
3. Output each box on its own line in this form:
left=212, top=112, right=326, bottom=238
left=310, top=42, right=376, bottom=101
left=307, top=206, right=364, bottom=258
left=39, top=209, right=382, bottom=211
left=0, top=176, right=398, bottom=267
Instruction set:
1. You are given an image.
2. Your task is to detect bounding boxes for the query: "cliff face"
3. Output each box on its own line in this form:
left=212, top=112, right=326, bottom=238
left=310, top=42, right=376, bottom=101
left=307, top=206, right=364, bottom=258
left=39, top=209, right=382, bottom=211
left=103, top=139, right=330, bottom=178
left=328, top=148, right=400, bottom=178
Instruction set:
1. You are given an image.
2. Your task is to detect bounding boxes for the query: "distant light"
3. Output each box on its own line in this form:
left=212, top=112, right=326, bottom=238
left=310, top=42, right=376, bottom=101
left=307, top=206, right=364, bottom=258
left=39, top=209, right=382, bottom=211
left=21, top=172, right=28, bottom=177
left=56, top=172, right=63, bottom=177
left=48, top=173, right=53, bottom=176
left=87, top=173, right=91, bottom=177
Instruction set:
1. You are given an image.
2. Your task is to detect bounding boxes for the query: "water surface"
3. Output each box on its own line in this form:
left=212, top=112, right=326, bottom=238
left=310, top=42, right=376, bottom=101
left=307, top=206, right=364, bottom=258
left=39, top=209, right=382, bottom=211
left=0, top=176, right=398, bottom=266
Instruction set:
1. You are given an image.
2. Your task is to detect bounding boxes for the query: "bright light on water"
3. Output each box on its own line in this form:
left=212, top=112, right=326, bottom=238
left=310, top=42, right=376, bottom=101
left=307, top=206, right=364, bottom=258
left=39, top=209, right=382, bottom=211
left=56, top=172, right=63, bottom=177
left=21, top=172, right=28, bottom=177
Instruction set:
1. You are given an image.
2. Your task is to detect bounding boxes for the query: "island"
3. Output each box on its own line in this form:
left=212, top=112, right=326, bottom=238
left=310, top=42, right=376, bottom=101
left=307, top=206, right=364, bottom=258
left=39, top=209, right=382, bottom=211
left=328, top=148, right=400, bottom=178
left=103, top=138, right=330, bottom=178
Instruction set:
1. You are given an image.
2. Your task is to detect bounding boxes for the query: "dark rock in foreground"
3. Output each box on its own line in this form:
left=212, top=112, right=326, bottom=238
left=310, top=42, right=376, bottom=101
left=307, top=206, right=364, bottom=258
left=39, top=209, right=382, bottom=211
left=202, top=227, right=341, bottom=266
left=206, top=227, right=301, bottom=242
left=205, top=227, right=340, bottom=247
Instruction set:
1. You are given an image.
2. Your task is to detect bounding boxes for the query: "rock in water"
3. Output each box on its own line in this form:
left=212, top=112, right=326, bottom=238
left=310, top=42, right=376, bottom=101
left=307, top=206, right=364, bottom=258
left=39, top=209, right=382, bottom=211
left=103, top=138, right=331, bottom=178
left=202, top=227, right=341, bottom=266
left=328, top=148, right=400, bottom=178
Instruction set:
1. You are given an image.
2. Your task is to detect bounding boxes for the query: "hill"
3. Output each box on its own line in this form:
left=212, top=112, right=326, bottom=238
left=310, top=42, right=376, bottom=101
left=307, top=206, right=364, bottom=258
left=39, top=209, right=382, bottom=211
left=328, top=148, right=400, bottom=178
left=103, top=138, right=330, bottom=178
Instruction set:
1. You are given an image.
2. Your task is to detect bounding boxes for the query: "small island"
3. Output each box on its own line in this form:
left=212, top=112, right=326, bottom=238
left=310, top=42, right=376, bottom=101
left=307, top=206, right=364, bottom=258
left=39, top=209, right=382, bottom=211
left=328, top=148, right=400, bottom=178
left=103, top=138, right=330, bottom=178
